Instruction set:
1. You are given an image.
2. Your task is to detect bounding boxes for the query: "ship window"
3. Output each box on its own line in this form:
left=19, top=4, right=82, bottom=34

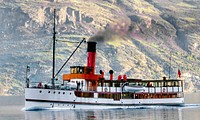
left=73, top=68, right=76, bottom=73
left=39, top=90, right=42, bottom=93
left=174, top=82, right=179, bottom=86
left=172, top=82, right=175, bottom=86
left=179, top=81, right=182, bottom=87
left=70, top=68, right=73, bottom=73
left=48, top=91, right=50, bottom=93
left=53, top=91, right=56, bottom=94
left=74, top=68, right=77, bottom=73
left=75, top=92, right=94, bottom=98
left=157, top=82, right=163, bottom=87
left=63, top=92, right=65, bottom=94
left=115, top=82, right=120, bottom=87
left=98, top=81, right=101, bottom=86
left=58, top=92, right=60, bottom=94
left=86, top=67, right=93, bottom=74
left=109, top=82, right=113, bottom=87
left=80, top=68, right=82, bottom=73
left=104, top=83, right=109, bottom=87
left=79, top=68, right=84, bottom=73
left=70, top=66, right=86, bottom=74
left=70, top=67, right=77, bottom=74
left=147, top=82, right=153, bottom=87
left=153, top=82, right=156, bottom=87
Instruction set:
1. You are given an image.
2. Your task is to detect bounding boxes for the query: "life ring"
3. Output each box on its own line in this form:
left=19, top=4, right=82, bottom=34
left=162, top=88, right=166, bottom=92
left=104, top=88, right=108, bottom=92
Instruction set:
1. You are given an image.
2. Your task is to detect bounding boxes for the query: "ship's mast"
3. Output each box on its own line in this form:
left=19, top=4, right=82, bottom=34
left=52, top=9, right=56, bottom=88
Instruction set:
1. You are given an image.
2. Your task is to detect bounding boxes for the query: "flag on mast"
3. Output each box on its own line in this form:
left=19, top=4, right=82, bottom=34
left=178, top=69, right=181, bottom=78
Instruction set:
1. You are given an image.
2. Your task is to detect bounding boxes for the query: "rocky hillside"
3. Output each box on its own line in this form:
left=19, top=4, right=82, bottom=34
left=0, top=0, right=199, bottom=95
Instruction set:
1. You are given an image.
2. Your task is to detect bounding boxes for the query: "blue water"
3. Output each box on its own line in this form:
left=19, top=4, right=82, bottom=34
left=0, top=94, right=200, bottom=120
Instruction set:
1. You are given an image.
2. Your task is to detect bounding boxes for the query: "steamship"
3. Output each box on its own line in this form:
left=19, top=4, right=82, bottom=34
left=25, top=10, right=184, bottom=110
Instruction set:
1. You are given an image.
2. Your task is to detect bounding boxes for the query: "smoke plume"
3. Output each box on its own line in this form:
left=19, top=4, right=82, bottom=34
left=88, top=15, right=132, bottom=43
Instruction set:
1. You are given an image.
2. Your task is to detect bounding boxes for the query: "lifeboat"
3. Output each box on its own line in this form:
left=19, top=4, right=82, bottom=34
left=124, top=84, right=145, bottom=92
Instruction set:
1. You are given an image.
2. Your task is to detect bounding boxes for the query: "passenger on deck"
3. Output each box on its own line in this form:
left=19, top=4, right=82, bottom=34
left=147, top=82, right=152, bottom=87
left=26, top=78, right=29, bottom=88
left=38, top=82, right=42, bottom=88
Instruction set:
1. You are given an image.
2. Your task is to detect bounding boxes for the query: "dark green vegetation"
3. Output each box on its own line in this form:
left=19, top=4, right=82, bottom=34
left=0, top=0, right=199, bottom=95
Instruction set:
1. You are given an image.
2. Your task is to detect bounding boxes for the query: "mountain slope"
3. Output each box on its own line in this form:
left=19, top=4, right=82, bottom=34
left=0, top=0, right=199, bottom=95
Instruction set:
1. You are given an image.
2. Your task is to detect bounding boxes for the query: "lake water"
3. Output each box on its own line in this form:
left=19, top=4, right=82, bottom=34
left=0, top=93, right=200, bottom=120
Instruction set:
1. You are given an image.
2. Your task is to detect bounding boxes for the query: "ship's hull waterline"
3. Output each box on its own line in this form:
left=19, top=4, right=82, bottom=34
left=25, top=88, right=184, bottom=110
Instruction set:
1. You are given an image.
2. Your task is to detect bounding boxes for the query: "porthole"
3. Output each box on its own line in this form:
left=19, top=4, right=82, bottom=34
left=63, top=92, right=65, bottom=94
left=58, top=92, right=60, bottom=94
left=70, top=93, right=71, bottom=95
left=54, top=91, right=56, bottom=94
left=39, top=90, right=42, bottom=93
left=48, top=91, right=50, bottom=93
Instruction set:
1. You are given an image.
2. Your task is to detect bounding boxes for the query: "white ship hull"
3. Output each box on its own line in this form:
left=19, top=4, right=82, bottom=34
left=25, top=88, right=184, bottom=110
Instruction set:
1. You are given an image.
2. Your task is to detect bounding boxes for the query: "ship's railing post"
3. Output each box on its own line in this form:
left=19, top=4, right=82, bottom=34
left=26, top=65, right=30, bottom=88
left=51, top=78, right=55, bottom=89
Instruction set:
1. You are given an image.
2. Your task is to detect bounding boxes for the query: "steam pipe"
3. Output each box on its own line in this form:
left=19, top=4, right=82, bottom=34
left=109, top=70, right=114, bottom=80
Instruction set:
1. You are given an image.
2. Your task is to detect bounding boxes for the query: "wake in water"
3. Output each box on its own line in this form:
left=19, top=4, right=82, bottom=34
left=139, top=104, right=200, bottom=109
left=22, top=104, right=200, bottom=111
left=126, top=104, right=200, bottom=109
left=181, top=104, right=200, bottom=108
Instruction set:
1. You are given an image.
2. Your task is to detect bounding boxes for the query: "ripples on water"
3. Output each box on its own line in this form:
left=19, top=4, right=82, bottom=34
left=23, top=105, right=200, bottom=120
left=23, top=104, right=200, bottom=120
left=0, top=95, right=200, bottom=120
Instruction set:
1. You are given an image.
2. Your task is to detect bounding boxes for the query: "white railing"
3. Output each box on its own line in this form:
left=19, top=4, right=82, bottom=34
left=143, top=87, right=183, bottom=93
left=96, top=86, right=183, bottom=93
